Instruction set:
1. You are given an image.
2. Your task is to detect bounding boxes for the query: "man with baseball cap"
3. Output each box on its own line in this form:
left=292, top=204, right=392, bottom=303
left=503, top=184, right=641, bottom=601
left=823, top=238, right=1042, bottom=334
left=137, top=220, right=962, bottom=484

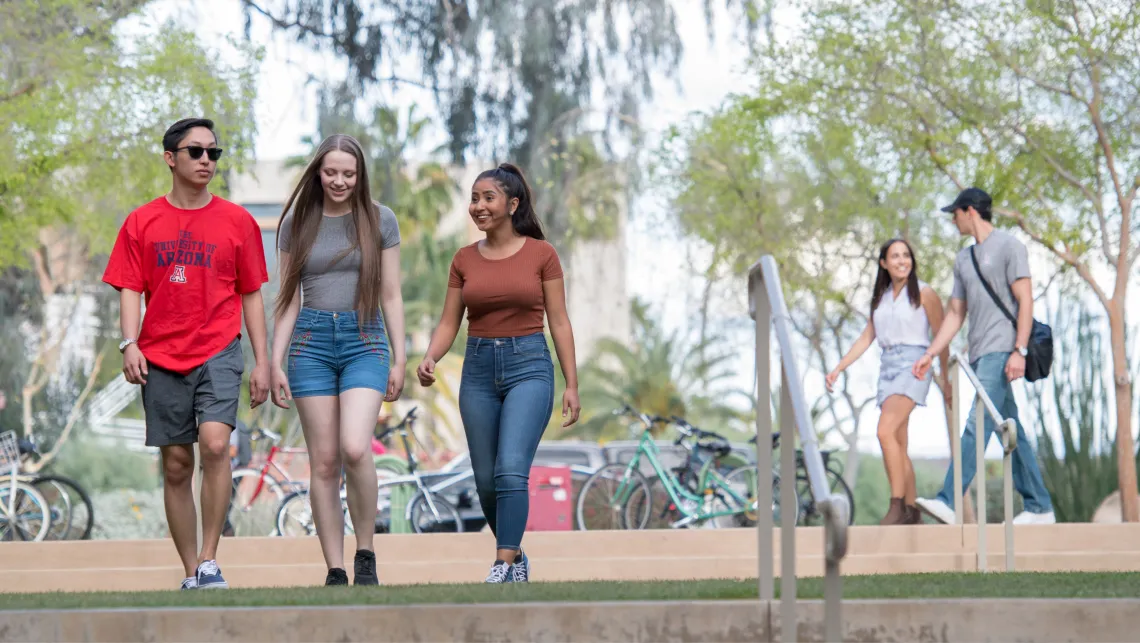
left=912, top=187, right=1055, bottom=525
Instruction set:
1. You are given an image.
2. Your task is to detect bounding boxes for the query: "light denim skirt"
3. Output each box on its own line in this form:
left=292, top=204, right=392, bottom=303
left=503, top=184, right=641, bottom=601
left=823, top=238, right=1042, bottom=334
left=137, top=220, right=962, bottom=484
left=877, top=345, right=932, bottom=408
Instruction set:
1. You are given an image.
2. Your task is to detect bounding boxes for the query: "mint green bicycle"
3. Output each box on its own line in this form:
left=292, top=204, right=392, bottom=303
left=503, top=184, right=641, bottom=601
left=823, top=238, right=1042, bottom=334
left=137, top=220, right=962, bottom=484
left=575, top=406, right=789, bottom=530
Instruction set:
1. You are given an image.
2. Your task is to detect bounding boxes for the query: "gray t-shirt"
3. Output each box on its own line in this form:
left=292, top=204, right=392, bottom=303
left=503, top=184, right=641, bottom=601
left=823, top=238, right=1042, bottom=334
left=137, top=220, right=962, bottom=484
left=950, top=229, right=1031, bottom=364
left=277, top=204, right=400, bottom=312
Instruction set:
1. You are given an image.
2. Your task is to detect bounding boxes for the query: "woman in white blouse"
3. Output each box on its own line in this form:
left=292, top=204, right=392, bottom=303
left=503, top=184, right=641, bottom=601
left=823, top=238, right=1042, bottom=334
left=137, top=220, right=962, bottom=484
left=826, top=239, right=950, bottom=525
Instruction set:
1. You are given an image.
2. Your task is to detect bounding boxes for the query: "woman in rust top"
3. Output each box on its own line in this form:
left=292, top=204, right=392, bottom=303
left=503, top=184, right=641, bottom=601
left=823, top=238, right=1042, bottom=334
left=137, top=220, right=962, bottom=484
left=416, top=163, right=581, bottom=584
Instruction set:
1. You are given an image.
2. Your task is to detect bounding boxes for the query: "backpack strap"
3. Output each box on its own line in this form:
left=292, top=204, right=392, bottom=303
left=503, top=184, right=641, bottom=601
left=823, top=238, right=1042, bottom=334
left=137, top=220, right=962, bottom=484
left=969, top=246, right=1017, bottom=326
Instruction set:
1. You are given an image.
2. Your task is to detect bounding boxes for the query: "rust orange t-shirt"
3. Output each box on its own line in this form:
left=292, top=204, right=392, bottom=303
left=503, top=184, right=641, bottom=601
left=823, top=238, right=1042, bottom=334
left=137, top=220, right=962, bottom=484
left=447, top=236, right=564, bottom=338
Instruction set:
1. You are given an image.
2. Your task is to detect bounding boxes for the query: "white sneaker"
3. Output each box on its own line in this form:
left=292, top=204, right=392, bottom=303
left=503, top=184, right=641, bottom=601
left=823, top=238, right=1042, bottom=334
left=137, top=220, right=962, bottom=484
left=1012, top=510, right=1056, bottom=525
left=915, top=498, right=956, bottom=524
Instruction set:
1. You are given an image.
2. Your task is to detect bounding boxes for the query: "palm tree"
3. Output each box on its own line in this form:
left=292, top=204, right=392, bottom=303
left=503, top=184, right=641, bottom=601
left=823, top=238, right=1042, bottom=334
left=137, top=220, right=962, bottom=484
left=562, top=299, right=750, bottom=442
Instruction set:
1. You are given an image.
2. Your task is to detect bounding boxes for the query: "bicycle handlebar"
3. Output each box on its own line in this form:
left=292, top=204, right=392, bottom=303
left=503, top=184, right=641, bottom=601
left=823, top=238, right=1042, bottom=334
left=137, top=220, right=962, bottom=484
left=375, top=406, right=419, bottom=440
left=613, top=405, right=669, bottom=428
left=252, top=427, right=282, bottom=443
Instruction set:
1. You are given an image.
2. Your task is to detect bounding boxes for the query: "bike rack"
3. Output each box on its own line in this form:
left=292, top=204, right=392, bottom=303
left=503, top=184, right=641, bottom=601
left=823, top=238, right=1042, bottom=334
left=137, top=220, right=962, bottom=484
left=948, top=351, right=1017, bottom=572
left=749, top=256, right=849, bottom=643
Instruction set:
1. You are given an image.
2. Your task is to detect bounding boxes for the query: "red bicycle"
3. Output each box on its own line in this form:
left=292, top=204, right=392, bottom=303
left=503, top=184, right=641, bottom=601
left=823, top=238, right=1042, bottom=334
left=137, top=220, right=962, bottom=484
left=228, top=428, right=309, bottom=536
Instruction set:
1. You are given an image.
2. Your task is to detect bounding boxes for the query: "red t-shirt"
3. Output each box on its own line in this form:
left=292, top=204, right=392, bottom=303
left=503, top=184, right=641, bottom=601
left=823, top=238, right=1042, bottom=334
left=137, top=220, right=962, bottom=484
left=102, top=195, right=268, bottom=374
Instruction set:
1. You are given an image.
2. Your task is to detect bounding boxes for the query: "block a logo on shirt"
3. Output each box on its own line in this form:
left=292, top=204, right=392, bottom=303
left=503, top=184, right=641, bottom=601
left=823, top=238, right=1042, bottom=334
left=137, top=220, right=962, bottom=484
left=154, top=230, right=218, bottom=285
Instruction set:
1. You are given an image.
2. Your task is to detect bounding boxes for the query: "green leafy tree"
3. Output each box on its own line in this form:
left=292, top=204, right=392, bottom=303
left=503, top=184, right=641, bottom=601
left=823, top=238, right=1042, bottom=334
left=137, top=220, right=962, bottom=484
left=0, top=0, right=260, bottom=465
left=655, top=97, right=961, bottom=493
left=719, top=0, right=1140, bottom=520
left=1031, top=299, right=1140, bottom=523
left=243, top=0, right=768, bottom=251
left=565, top=299, right=749, bottom=441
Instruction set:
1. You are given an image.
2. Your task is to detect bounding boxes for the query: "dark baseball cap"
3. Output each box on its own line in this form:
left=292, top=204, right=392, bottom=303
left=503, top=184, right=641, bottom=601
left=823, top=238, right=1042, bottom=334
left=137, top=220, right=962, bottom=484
left=940, top=187, right=991, bottom=213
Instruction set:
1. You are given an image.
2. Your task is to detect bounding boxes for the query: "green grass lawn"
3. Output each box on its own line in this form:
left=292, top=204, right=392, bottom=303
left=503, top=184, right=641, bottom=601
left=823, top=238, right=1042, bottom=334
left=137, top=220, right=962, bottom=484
left=2, top=572, right=1139, bottom=611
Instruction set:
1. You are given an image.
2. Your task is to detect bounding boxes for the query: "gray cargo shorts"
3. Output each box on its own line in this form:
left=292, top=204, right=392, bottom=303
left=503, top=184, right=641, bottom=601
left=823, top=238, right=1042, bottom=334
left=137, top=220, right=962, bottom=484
left=140, top=337, right=244, bottom=447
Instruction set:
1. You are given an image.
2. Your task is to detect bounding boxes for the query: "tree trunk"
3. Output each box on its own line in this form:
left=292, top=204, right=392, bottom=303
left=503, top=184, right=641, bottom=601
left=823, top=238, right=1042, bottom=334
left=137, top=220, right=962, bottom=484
left=1107, top=302, right=1138, bottom=521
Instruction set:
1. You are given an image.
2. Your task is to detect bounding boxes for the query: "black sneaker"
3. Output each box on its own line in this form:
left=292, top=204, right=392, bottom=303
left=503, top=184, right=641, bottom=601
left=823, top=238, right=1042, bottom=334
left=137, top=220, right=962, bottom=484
left=353, top=549, right=378, bottom=586
left=484, top=560, right=510, bottom=584
left=325, top=568, right=349, bottom=586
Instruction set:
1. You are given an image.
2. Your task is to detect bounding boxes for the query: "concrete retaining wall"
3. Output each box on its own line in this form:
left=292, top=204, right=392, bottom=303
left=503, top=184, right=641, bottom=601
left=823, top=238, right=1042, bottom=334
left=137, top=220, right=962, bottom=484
left=2, top=598, right=1137, bottom=642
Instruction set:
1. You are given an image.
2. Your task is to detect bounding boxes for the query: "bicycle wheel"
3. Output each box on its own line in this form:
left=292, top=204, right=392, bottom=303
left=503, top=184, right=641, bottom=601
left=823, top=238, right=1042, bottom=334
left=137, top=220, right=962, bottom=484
left=229, top=468, right=285, bottom=536
left=32, top=475, right=93, bottom=540
left=575, top=463, right=650, bottom=531
left=276, top=489, right=315, bottom=537
left=0, top=481, right=50, bottom=541
left=708, top=466, right=799, bottom=528
left=407, top=492, right=464, bottom=533
left=624, top=476, right=687, bottom=530
left=795, top=467, right=855, bottom=526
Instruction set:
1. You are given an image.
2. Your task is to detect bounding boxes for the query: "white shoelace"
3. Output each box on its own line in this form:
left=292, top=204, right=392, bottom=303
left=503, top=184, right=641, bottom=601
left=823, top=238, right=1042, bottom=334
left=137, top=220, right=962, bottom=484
left=484, top=562, right=509, bottom=584
left=510, top=561, right=528, bottom=582
left=198, top=560, right=220, bottom=577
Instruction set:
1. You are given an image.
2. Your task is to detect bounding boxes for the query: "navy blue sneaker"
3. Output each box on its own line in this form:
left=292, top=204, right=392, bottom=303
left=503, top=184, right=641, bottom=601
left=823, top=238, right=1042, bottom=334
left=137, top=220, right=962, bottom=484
left=484, top=560, right=510, bottom=584
left=180, top=577, right=197, bottom=591
left=507, top=552, right=529, bottom=583
left=195, top=560, right=228, bottom=589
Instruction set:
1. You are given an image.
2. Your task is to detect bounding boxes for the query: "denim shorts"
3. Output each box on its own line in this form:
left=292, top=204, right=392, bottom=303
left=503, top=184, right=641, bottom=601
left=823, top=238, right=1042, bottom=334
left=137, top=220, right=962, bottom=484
left=877, top=344, right=932, bottom=408
left=287, top=308, right=390, bottom=398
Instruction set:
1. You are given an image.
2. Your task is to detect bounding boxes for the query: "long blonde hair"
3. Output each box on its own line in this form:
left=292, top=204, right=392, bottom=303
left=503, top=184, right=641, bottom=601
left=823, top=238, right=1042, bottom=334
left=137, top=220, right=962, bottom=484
left=275, top=134, right=383, bottom=323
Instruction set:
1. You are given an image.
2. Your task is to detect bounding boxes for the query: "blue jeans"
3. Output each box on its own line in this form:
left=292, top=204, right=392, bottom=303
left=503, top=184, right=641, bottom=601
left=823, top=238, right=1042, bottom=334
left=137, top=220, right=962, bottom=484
left=935, top=352, right=1053, bottom=513
left=287, top=308, right=390, bottom=398
left=458, top=332, right=555, bottom=551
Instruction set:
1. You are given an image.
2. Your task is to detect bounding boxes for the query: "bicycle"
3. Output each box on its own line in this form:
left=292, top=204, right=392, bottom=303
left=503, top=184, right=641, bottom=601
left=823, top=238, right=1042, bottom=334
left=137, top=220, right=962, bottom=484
left=0, top=430, right=50, bottom=542
left=771, top=431, right=856, bottom=526
left=575, top=407, right=767, bottom=530
left=372, top=406, right=465, bottom=533
left=228, top=426, right=310, bottom=536
left=9, top=436, right=94, bottom=540
left=276, top=407, right=465, bottom=536
left=622, top=415, right=795, bottom=530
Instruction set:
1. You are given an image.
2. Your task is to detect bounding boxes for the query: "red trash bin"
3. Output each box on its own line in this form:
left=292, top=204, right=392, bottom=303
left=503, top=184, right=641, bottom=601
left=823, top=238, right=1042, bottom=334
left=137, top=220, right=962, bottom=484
left=527, top=465, right=573, bottom=531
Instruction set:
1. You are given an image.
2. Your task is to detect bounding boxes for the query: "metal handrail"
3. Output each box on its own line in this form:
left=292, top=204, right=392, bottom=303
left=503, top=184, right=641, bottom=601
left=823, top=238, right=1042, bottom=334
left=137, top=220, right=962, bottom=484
left=948, top=350, right=1016, bottom=572
left=749, top=255, right=848, bottom=643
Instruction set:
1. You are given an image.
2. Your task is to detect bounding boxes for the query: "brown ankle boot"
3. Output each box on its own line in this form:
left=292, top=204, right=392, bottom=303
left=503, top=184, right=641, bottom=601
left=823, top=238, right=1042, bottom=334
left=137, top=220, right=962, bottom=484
left=879, top=498, right=906, bottom=525
left=903, top=504, right=922, bottom=524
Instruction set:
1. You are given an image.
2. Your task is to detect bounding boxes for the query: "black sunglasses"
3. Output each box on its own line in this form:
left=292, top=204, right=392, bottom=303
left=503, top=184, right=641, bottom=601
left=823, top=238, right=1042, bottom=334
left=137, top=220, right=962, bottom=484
left=173, top=145, right=224, bottom=162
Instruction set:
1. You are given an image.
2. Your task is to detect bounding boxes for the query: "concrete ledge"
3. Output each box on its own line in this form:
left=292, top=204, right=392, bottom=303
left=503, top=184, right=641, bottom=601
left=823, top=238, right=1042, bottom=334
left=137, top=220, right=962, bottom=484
left=8, top=524, right=1140, bottom=593
left=2, top=598, right=1138, bottom=642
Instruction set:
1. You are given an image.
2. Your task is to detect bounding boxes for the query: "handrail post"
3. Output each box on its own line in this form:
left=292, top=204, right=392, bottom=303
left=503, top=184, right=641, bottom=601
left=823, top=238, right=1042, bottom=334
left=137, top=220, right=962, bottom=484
left=751, top=256, right=846, bottom=641
left=779, top=374, right=797, bottom=643
left=975, top=396, right=987, bottom=572
left=952, top=350, right=1018, bottom=574
left=751, top=274, right=775, bottom=602
left=952, top=363, right=963, bottom=525
left=1003, top=419, right=1016, bottom=572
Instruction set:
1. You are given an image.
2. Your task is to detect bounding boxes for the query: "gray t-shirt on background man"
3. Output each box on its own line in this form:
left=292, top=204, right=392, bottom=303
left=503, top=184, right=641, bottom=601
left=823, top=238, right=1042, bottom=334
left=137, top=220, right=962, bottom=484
left=277, top=203, right=401, bottom=312
left=950, top=229, right=1031, bottom=364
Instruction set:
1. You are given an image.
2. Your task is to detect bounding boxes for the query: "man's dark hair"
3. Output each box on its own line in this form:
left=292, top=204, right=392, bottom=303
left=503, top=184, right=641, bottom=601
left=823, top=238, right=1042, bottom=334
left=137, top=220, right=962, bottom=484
left=975, top=202, right=993, bottom=222
left=163, top=118, right=216, bottom=152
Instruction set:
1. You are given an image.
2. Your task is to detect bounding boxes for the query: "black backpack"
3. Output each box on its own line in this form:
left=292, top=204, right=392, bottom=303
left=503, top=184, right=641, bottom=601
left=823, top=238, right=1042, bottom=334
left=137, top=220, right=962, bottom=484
left=970, top=247, right=1053, bottom=382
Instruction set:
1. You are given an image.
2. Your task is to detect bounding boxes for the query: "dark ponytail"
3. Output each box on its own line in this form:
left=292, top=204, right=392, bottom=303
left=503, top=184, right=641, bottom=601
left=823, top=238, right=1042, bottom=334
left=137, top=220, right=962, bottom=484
left=476, top=162, right=546, bottom=240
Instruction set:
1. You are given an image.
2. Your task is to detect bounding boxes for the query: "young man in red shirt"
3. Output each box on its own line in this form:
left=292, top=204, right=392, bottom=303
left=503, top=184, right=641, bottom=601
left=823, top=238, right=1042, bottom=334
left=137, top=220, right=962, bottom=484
left=103, top=118, right=271, bottom=590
